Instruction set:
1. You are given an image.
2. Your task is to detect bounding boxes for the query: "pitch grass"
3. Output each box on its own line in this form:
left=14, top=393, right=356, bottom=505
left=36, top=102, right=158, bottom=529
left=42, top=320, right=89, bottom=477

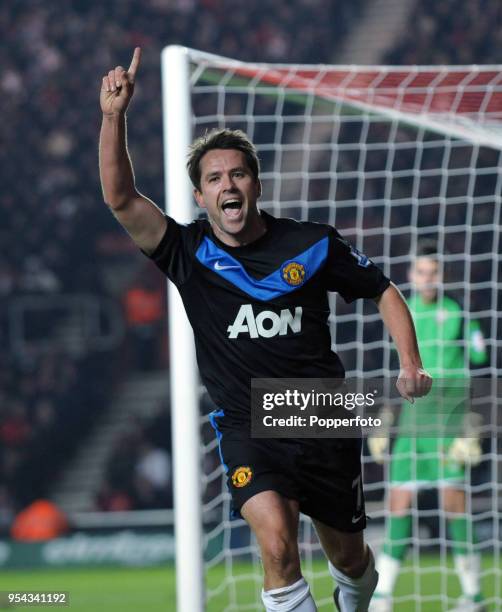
left=3, top=556, right=500, bottom=611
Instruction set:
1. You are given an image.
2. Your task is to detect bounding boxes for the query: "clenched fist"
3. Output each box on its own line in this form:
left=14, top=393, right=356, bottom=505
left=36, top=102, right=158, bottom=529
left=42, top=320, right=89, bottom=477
left=396, top=366, right=432, bottom=403
left=100, top=47, right=141, bottom=116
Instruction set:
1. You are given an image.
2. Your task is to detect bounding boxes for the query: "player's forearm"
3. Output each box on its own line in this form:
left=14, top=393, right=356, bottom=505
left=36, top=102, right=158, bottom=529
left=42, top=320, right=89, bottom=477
left=375, top=283, right=423, bottom=369
left=99, top=113, right=138, bottom=209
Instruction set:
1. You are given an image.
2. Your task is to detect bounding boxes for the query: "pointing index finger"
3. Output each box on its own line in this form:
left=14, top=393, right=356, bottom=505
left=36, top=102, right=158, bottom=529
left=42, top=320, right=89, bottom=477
left=128, top=47, right=141, bottom=81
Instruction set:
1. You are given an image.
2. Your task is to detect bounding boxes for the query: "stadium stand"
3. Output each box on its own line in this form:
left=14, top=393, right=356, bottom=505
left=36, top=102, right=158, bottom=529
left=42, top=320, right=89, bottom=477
left=0, top=351, right=114, bottom=514
left=95, top=408, right=172, bottom=512
left=385, top=0, right=502, bottom=65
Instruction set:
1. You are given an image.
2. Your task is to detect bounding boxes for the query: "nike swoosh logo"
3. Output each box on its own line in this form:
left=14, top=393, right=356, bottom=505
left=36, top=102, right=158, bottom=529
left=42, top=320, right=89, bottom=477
left=214, top=261, right=241, bottom=271
left=351, top=512, right=364, bottom=524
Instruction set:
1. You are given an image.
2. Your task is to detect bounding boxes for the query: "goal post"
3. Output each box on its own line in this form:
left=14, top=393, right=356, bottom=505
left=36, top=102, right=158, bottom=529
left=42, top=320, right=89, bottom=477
left=161, top=45, right=204, bottom=612
left=161, top=46, right=502, bottom=611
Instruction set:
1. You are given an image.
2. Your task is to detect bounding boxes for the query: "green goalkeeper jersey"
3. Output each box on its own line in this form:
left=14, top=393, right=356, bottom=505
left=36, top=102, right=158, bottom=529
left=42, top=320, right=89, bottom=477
left=398, top=294, right=487, bottom=431
left=408, top=294, right=487, bottom=377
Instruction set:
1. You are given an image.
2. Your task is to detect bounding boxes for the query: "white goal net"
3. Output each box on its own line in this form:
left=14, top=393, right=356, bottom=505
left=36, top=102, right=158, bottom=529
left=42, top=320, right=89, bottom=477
left=162, top=47, right=502, bottom=611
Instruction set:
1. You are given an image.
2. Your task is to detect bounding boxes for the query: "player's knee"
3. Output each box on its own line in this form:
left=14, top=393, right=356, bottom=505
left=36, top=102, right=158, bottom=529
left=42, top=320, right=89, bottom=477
left=442, top=489, right=465, bottom=514
left=330, top=547, right=367, bottom=579
left=261, top=535, right=300, bottom=579
left=389, top=488, right=413, bottom=514
left=443, top=499, right=465, bottom=514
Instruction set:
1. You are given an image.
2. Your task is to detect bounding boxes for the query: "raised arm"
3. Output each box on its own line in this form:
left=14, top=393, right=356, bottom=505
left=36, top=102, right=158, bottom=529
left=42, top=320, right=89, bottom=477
left=375, top=282, right=432, bottom=402
left=99, top=47, right=167, bottom=255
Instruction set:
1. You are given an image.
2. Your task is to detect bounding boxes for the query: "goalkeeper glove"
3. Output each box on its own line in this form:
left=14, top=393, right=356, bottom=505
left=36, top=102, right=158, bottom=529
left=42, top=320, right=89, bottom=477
left=367, top=406, right=394, bottom=464
left=448, top=412, right=483, bottom=466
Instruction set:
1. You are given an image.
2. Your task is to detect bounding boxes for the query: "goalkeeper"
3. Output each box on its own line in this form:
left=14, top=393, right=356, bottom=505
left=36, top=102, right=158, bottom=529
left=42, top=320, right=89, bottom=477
left=369, top=240, right=488, bottom=612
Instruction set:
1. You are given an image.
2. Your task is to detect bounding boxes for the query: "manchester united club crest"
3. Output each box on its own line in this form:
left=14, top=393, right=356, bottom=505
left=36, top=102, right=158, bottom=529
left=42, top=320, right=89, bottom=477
left=231, top=466, right=253, bottom=488
left=281, top=262, right=306, bottom=287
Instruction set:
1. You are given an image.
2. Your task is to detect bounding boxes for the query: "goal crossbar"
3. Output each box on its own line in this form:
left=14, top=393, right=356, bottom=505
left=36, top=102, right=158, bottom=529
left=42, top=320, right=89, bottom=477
left=189, top=48, right=502, bottom=149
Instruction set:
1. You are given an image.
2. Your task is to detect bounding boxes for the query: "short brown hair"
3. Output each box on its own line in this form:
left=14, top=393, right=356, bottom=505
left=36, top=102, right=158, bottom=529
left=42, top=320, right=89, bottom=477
left=187, top=128, right=260, bottom=191
left=415, top=238, right=441, bottom=259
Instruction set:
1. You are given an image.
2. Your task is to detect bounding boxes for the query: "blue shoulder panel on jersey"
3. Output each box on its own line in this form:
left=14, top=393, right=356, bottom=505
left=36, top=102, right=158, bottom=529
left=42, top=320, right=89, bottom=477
left=195, top=236, right=329, bottom=301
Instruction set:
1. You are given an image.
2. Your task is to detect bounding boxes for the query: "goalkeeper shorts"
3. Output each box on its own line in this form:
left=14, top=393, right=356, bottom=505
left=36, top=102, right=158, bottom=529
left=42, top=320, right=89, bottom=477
left=390, top=436, right=465, bottom=487
left=210, top=414, right=366, bottom=532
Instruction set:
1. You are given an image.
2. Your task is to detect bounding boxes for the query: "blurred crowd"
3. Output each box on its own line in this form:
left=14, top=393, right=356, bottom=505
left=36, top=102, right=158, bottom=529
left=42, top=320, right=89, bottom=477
left=0, top=351, right=112, bottom=535
left=95, top=408, right=172, bottom=512
left=0, top=0, right=500, bottom=526
left=386, top=0, right=502, bottom=65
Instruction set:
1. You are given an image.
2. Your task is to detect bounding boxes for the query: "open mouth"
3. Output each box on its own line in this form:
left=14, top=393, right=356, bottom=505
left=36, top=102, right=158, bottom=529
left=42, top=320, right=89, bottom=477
left=221, top=199, right=243, bottom=218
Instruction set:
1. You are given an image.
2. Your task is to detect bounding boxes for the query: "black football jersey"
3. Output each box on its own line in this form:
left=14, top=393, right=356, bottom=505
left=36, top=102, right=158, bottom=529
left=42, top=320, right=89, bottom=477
left=145, top=211, right=390, bottom=429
